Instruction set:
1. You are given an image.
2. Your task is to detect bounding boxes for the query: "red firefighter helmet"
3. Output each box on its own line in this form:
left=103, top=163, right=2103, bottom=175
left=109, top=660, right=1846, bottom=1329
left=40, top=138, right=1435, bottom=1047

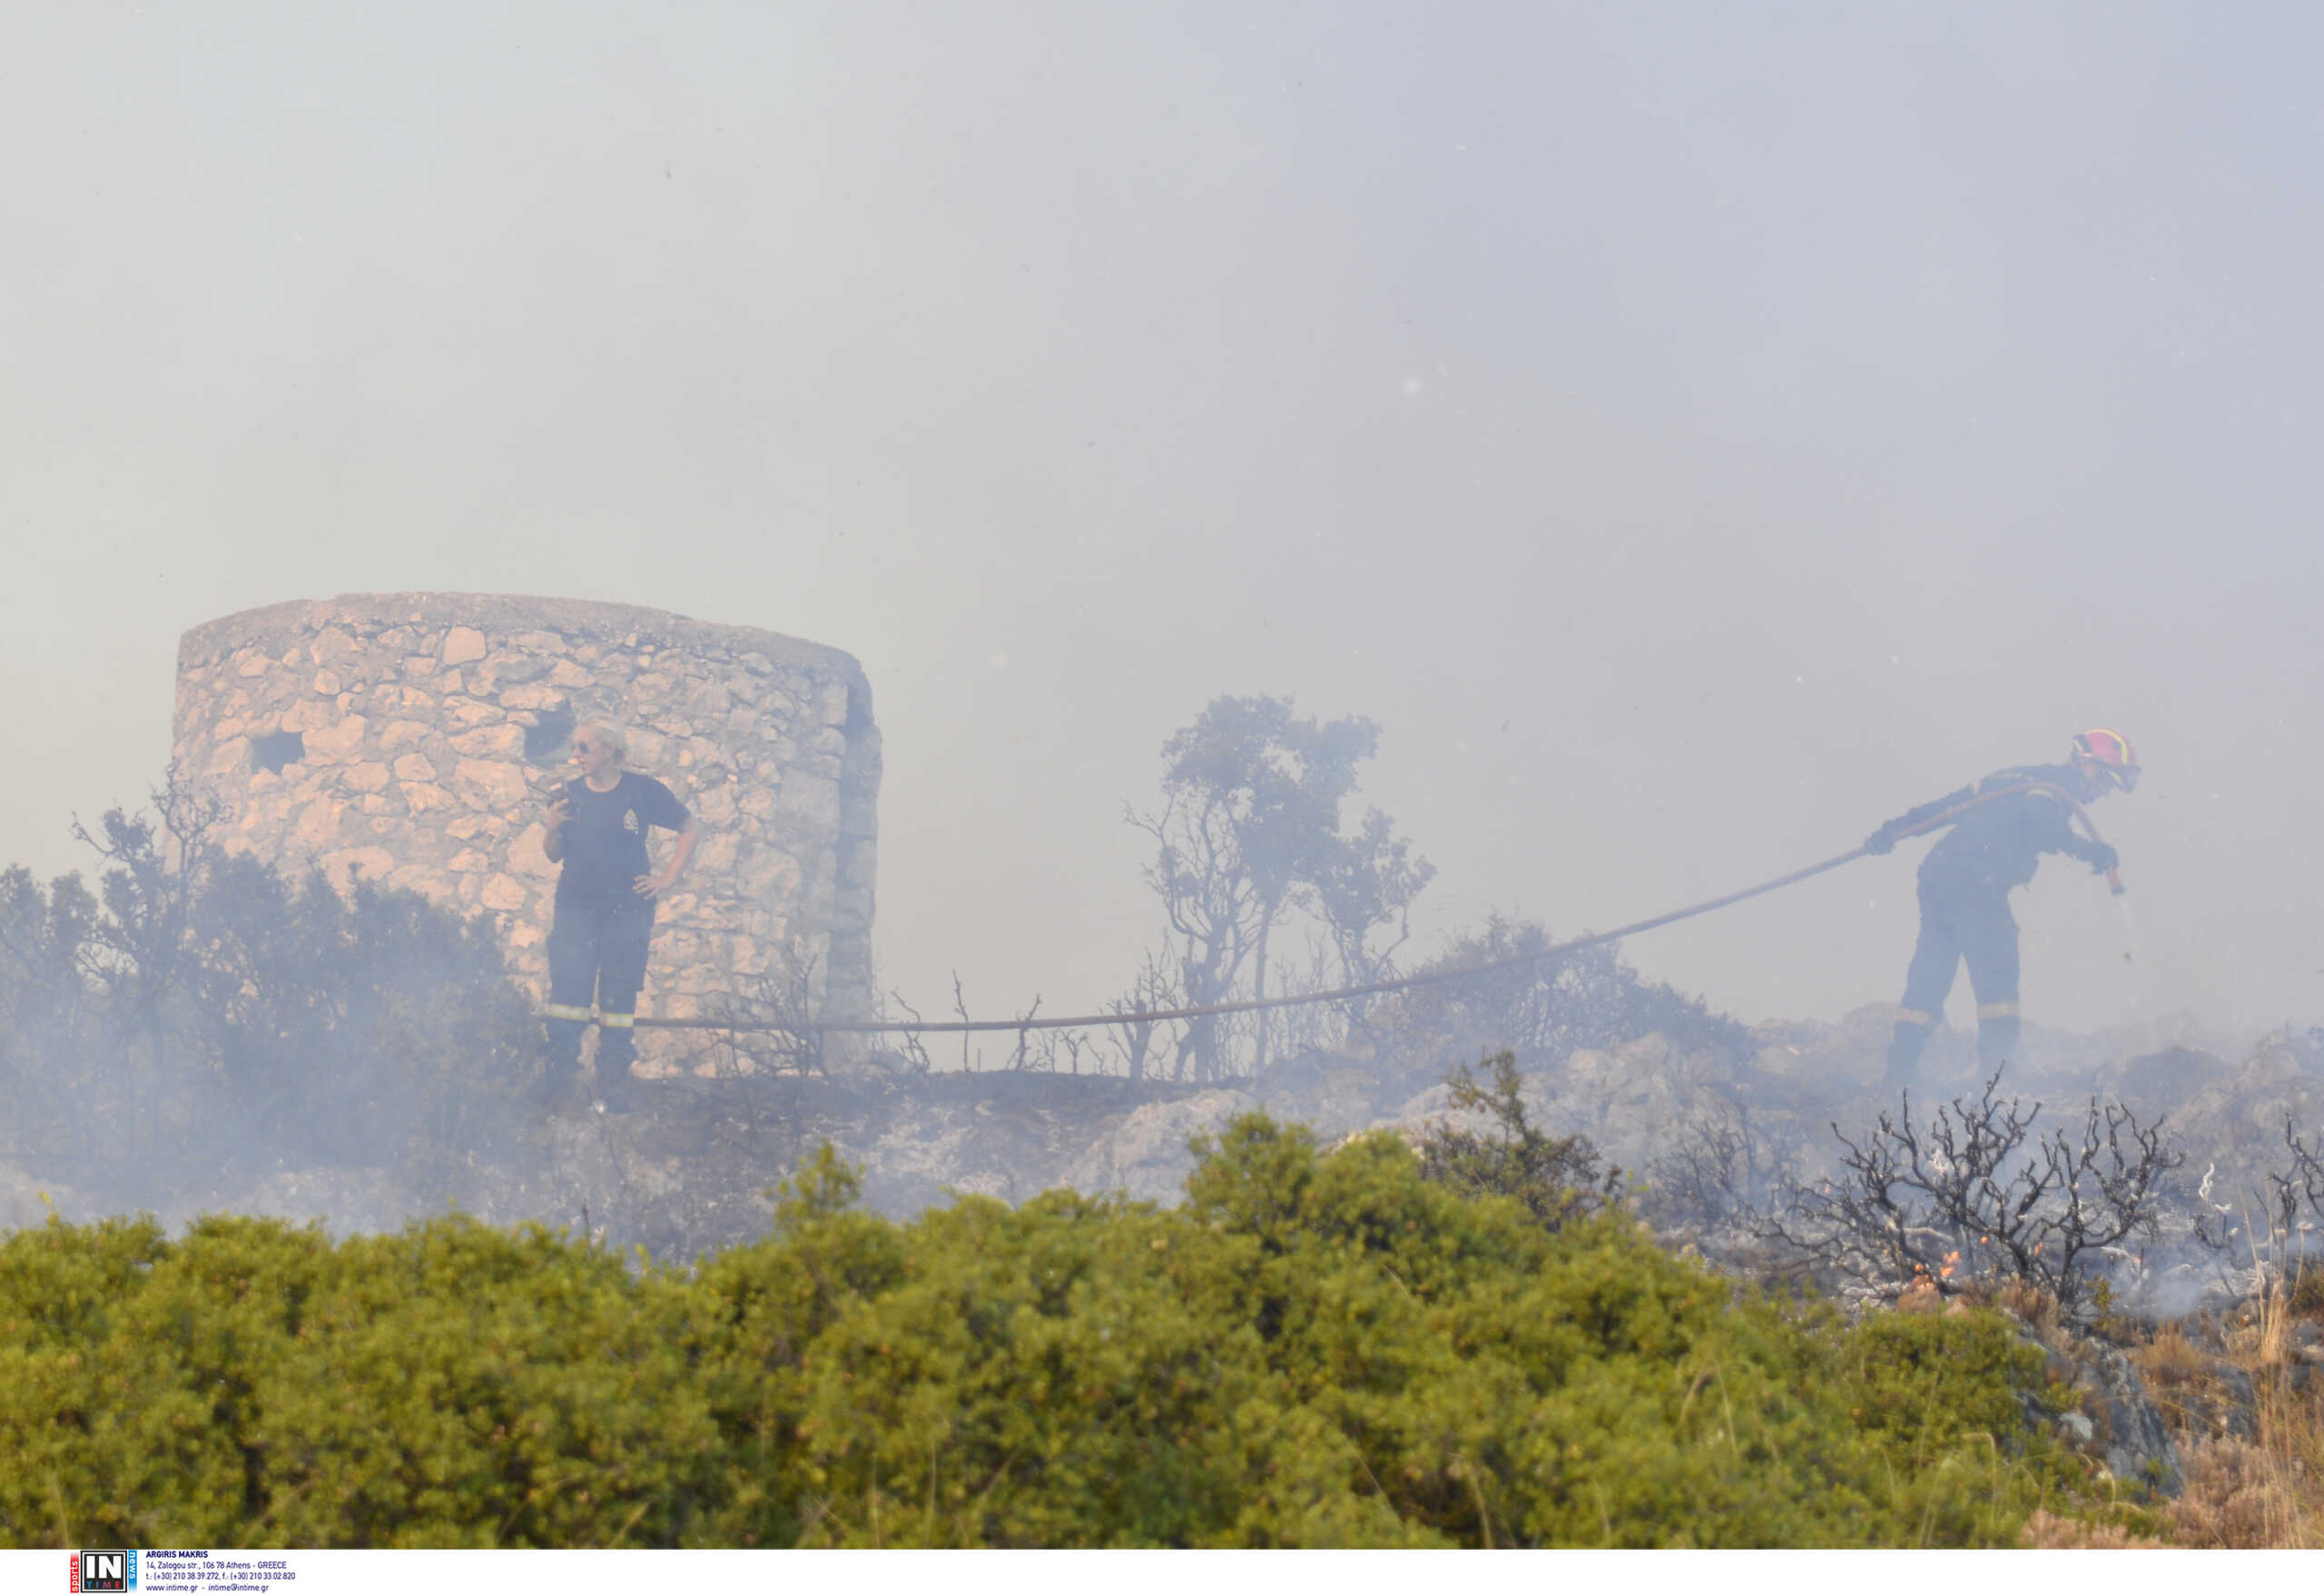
left=2071, top=728, right=2140, bottom=792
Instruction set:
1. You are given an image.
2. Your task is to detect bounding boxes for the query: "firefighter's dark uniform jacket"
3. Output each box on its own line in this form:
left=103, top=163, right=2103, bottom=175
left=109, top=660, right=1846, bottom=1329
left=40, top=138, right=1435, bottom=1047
left=1877, top=763, right=2112, bottom=1073
left=543, top=771, right=691, bottom=1081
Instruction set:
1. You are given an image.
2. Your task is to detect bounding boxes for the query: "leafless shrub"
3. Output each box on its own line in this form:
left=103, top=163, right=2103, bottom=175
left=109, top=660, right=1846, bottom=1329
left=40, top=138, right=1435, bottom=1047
left=1765, top=1070, right=2182, bottom=1312
left=1648, top=1099, right=1807, bottom=1233
left=1102, top=951, right=1179, bottom=1081
left=879, top=988, right=936, bottom=1074
left=703, top=939, right=826, bottom=1079
left=2270, top=1118, right=2324, bottom=1248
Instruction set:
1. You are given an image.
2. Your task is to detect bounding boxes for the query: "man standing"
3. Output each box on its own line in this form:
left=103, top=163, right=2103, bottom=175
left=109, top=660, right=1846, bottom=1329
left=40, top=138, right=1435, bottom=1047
left=541, top=722, right=701, bottom=1110
left=1865, top=729, right=2138, bottom=1086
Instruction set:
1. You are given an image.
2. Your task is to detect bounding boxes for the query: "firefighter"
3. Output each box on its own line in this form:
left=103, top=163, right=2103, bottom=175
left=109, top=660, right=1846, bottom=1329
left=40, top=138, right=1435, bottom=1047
left=1865, top=729, right=2139, bottom=1085
left=541, top=721, right=701, bottom=1110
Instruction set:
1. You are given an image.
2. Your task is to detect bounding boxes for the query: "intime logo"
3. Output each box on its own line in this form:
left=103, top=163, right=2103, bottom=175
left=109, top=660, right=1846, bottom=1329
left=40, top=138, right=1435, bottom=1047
left=70, top=1551, right=135, bottom=1592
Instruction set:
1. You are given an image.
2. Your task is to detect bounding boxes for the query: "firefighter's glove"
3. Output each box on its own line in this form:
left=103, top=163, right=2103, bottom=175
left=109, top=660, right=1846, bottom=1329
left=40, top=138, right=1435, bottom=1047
left=2083, top=841, right=2120, bottom=875
left=1865, top=823, right=1901, bottom=856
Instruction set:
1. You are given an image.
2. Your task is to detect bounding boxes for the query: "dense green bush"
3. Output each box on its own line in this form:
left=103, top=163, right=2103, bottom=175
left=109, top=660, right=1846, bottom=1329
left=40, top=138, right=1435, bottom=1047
left=2, top=1117, right=2115, bottom=1547
left=1415, top=1049, right=1618, bottom=1230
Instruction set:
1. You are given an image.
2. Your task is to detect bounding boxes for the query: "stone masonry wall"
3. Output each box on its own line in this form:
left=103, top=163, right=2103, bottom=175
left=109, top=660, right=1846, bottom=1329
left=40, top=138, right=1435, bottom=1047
left=171, top=594, right=881, bottom=1055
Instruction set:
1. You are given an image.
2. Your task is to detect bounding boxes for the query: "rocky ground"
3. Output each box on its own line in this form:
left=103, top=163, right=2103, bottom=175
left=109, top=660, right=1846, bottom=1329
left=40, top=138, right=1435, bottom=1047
left=5, top=1007, right=2318, bottom=1272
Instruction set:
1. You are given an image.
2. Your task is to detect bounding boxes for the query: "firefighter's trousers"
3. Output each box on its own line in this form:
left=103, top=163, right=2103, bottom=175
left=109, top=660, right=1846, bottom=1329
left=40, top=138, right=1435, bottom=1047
left=543, top=895, right=656, bottom=1080
left=1886, top=872, right=2021, bottom=1076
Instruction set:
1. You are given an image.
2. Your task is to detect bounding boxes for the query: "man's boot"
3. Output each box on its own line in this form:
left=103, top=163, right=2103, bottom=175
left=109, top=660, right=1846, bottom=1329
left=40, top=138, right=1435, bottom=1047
left=538, top=1012, right=589, bottom=1111
left=1883, top=1010, right=1935, bottom=1098
left=1974, top=1004, right=2022, bottom=1078
left=595, top=1024, right=638, bottom=1115
left=537, top=1061, right=585, bottom=1112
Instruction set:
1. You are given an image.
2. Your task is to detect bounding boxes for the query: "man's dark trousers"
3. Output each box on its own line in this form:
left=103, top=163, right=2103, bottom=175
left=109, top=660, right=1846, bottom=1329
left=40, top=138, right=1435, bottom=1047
left=1886, top=873, right=2022, bottom=1077
left=544, top=896, right=655, bottom=1089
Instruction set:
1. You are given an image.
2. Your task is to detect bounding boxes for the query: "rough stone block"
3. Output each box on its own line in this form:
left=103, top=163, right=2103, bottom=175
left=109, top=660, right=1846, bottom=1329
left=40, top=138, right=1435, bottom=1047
left=389, top=865, right=454, bottom=901
left=442, top=626, right=487, bottom=665
left=686, top=682, right=733, bottom=719
left=294, top=798, right=346, bottom=848
left=345, top=762, right=391, bottom=793
left=510, top=822, right=556, bottom=878
left=449, top=724, right=523, bottom=758
left=489, top=654, right=552, bottom=685
left=776, top=774, right=842, bottom=830
left=302, top=714, right=369, bottom=764
left=453, top=759, right=529, bottom=809
left=740, top=852, right=804, bottom=899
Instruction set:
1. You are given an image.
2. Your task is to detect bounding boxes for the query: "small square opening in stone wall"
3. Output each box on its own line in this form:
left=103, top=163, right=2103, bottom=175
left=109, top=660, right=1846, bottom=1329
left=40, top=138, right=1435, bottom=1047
left=525, top=703, right=576, bottom=762
left=251, top=731, right=305, bottom=773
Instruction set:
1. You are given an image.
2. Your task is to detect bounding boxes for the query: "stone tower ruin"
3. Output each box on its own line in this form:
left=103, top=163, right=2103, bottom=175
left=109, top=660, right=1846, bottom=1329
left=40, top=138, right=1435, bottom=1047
left=171, top=594, right=881, bottom=1047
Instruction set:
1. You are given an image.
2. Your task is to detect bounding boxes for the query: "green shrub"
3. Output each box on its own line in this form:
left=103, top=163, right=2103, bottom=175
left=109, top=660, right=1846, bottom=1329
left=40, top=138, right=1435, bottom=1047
left=0, top=1118, right=2120, bottom=1547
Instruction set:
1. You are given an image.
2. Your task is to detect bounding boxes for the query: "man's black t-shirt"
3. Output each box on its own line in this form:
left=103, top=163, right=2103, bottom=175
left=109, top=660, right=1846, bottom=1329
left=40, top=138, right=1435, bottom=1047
left=554, top=772, right=691, bottom=906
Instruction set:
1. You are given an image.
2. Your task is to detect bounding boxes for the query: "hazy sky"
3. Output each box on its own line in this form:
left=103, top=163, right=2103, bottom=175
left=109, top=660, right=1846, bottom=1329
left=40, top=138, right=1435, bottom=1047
left=5, top=3, right=2319, bottom=1038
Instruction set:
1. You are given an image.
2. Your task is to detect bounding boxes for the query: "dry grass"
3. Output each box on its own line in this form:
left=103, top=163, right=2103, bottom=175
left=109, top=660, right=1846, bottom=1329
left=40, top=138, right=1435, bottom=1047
left=1965, top=1276, right=2063, bottom=1341
left=2014, top=1257, right=2324, bottom=1548
left=2166, top=1426, right=2320, bottom=1549
left=2154, top=1273, right=2324, bottom=1548
left=2132, top=1325, right=2207, bottom=1389
left=2256, top=1272, right=2298, bottom=1366
left=2021, top=1509, right=2165, bottom=1549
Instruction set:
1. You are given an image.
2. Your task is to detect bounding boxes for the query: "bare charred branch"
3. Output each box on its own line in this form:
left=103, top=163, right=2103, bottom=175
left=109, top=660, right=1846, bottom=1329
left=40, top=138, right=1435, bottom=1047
left=1764, top=1070, right=2182, bottom=1311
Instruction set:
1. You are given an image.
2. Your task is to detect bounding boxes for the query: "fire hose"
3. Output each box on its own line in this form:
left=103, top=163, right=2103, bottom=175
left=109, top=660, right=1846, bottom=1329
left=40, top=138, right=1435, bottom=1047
left=566, top=779, right=2122, bottom=1038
